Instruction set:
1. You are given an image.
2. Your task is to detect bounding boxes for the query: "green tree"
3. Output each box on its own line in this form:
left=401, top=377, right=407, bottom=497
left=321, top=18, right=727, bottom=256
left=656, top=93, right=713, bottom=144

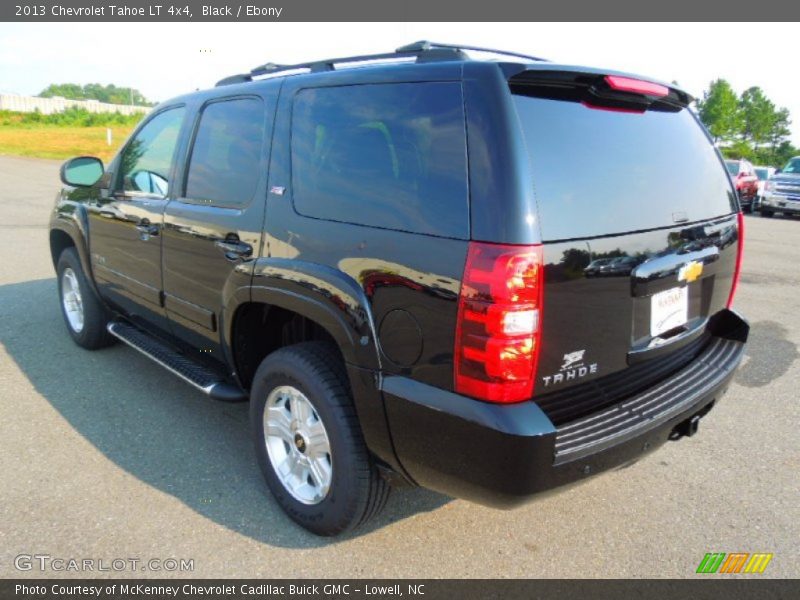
left=765, top=108, right=793, bottom=163
left=770, top=141, right=797, bottom=168
left=696, top=79, right=742, bottom=143
left=740, top=87, right=776, bottom=147
left=38, top=83, right=151, bottom=106
left=697, top=79, right=797, bottom=166
left=38, top=83, right=84, bottom=100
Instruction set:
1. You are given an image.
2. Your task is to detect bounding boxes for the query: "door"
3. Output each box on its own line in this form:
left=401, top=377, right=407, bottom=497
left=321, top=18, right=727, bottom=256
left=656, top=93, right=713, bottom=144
left=89, top=105, right=187, bottom=330
left=162, top=93, right=275, bottom=363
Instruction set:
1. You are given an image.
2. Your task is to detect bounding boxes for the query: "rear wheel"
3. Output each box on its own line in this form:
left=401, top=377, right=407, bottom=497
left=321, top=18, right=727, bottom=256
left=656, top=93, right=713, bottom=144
left=250, top=342, right=389, bottom=535
left=56, top=248, right=115, bottom=349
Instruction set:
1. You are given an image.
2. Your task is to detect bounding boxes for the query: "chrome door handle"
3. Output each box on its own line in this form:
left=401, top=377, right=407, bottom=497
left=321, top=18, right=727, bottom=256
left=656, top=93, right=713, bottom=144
left=135, top=219, right=159, bottom=238
left=214, top=238, right=252, bottom=261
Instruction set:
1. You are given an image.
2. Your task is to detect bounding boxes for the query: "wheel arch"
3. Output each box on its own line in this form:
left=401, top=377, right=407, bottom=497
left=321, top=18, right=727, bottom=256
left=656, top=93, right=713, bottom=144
left=49, top=222, right=96, bottom=292
left=227, top=258, right=381, bottom=375
left=50, top=197, right=94, bottom=276
left=224, top=260, right=401, bottom=471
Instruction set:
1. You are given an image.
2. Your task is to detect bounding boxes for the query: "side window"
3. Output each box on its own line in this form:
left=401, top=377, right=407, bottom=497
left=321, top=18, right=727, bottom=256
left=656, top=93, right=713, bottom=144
left=291, top=82, right=469, bottom=238
left=185, top=97, right=266, bottom=208
left=119, top=106, right=185, bottom=197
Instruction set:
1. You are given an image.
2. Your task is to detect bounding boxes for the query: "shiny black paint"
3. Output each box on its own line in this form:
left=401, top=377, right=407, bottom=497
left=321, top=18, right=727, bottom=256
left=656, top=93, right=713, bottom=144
left=49, top=56, right=747, bottom=502
left=384, top=311, right=747, bottom=506
left=162, top=88, right=279, bottom=365
left=535, top=214, right=738, bottom=396
left=84, top=105, right=191, bottom=338
left=463, top=62, right=541, bottom=245
left=50, top=192, right=98, bottom=298
left=262, top=67, right=468, bottom=392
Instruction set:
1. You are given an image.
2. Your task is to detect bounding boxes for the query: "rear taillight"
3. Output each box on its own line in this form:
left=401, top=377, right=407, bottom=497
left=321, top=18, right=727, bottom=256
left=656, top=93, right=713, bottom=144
left=726, top=211, right=745, bottom=309
left=454, top=242, right=544, bottom=403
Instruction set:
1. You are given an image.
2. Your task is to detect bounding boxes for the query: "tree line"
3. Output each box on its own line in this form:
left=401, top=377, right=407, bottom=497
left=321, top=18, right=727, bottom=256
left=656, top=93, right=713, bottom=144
left=38, top=83, right=152, bottom=107
left=696, top=79, right=796, bottom=167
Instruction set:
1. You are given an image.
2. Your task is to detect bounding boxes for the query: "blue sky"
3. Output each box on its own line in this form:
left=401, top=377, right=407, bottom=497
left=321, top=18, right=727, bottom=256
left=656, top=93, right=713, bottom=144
left=1, top=22, right=798, bottom=147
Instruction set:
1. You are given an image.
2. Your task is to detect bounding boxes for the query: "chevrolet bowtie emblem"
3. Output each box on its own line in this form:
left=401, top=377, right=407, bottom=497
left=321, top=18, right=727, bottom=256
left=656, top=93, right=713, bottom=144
left=678, top=261, right=703, bottom=283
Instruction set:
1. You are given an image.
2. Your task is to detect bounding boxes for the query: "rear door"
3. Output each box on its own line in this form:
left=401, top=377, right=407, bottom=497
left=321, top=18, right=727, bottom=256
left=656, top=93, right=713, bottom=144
left=509, top=73, right=739, bottom=422
left=161, top=91, right=276, bottom=363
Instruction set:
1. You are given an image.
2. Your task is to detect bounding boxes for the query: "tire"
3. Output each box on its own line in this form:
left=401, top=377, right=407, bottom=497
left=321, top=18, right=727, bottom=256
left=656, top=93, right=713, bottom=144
left=250, top=342, right=389, bottom=536
left=761, top=209, right=774, bottom=218
left=56, top=247, right=115, bottom=349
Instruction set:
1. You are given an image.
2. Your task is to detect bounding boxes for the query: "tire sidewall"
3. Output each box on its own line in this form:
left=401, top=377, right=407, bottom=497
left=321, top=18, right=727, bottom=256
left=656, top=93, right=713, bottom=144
left=57, top=249, right=91, bottom=345
left=250, top=352, right=366, bottom=535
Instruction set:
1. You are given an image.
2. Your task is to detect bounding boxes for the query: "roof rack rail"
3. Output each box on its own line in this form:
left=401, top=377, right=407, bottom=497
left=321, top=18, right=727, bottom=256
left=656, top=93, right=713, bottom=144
left=215, top=40, right=545, bottom=87
left=396, top=40, right=548, bottom=63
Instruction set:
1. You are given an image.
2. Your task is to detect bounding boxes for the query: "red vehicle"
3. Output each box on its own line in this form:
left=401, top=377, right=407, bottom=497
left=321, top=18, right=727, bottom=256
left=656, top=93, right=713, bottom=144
left=725, top=159, right=759, bottom=212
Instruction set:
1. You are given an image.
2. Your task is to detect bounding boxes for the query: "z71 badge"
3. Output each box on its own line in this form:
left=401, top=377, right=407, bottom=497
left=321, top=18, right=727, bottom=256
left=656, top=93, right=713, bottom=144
left=541, top=349, right=598, bottom=387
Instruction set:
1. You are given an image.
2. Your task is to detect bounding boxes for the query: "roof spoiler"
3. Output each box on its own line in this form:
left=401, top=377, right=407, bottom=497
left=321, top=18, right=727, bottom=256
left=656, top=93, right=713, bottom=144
left=508, top=69, right=692, bottom=112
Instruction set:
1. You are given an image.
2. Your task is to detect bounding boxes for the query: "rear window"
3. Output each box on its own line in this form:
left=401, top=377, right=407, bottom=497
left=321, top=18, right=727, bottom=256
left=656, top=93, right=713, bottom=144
left=512, top=95, right=736, bottom=241
left=726, top=161, right=739, bottom=176
left=291, top=82, right=469, bottom=238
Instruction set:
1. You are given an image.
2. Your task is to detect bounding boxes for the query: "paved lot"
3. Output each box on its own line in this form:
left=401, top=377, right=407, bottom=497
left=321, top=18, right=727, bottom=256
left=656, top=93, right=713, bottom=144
left=0, top=155, right=798, bottom=578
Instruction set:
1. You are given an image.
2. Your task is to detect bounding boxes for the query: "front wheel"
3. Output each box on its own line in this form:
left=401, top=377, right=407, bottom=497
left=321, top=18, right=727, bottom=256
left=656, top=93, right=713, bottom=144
left=250, top=342, right=389, bottom=536
left=761, top=209, right=774, bottom=218
left=56, top=248, right=115, bottom=349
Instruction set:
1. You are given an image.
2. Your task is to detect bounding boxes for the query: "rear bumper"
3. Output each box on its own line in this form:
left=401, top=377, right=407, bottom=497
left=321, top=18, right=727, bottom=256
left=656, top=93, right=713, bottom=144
left=382, top=310, right=748, bottom=507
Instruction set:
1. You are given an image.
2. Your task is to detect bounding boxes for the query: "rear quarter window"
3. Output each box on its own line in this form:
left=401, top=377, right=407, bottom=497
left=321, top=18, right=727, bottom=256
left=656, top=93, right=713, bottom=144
left=291, top=82, right=469, bottom=238
left=185, top=97, right=266, bottom=207
left=513, top=95, right=736, bottom=241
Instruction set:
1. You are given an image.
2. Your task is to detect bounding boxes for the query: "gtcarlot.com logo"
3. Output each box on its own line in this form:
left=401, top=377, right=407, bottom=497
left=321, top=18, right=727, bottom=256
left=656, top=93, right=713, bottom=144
left=696, top=552, right=773, bottom=574
left=14, top=554, right=194, bottom=573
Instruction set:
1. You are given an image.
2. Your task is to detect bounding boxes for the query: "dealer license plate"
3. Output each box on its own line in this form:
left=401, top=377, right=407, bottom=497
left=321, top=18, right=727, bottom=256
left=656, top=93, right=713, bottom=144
left=650, top=286, right=688, bottom=337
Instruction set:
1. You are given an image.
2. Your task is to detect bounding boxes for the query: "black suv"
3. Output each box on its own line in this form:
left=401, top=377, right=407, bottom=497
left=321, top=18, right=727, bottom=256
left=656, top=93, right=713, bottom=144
left=50, top=42, right=749, bottom=536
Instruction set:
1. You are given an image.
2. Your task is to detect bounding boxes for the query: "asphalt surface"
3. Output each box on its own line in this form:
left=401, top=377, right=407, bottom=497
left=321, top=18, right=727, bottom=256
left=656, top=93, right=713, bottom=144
left=0, top=155, right=798, bottom=579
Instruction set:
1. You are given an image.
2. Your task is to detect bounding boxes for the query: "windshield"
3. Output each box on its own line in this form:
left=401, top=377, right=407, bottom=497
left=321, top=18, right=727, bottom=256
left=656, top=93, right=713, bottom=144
left=783, top=158, right=800, bottom=174
left=755, top=168, right=770, bottom=180
left=725, top=161, right=739, bottom=176
left=512, top=95, right=736, bottom=240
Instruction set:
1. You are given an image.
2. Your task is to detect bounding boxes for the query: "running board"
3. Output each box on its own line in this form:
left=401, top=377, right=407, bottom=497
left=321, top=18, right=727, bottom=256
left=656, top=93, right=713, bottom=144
left=107, top=321, right=247, bottom=402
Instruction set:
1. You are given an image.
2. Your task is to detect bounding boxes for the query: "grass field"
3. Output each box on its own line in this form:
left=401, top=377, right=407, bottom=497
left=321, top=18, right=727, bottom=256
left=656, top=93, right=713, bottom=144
left=0, top=125, right=134, bottom=162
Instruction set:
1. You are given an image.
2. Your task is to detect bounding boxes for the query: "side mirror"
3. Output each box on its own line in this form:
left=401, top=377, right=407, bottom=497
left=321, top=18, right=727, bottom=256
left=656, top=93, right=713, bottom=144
left=775, top=168, right=782, bottom=174
left=60, top=156, right=104, bottom=187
